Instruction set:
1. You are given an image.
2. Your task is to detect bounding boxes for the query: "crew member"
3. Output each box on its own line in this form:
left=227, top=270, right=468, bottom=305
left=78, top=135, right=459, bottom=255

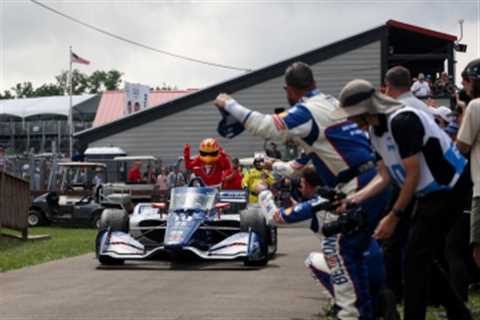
left=258, top=167, right=395, bottom=319
left=332, top=79, right=471, bottom=320
left=242, top=154, right=274, bottom=204
left=184, top=138, right=232, bottom=188
left=214, top=62, right=390, bottom=320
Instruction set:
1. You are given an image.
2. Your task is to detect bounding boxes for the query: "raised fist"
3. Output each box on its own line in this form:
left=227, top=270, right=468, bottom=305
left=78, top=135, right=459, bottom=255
left=214, top=93, right=232, bottom=108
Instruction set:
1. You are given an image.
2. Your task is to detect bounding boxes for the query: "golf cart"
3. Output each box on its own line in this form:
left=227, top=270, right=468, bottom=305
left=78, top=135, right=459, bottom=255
left=28, top=162, right=107, bottom=227
left=99, top=155, right=160, bottom=203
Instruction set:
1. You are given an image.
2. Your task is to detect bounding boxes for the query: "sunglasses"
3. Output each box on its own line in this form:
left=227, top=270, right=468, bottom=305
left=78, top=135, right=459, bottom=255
left=200, top=150, right=219, bottom=157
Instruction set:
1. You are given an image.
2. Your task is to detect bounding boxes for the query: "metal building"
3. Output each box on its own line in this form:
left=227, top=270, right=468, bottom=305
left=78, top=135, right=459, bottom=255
left=75, top=20, right=458, bottom=163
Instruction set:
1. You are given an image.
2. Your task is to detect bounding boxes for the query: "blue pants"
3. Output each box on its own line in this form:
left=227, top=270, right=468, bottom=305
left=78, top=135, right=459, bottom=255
left=322, top=169, right=390, bottom=320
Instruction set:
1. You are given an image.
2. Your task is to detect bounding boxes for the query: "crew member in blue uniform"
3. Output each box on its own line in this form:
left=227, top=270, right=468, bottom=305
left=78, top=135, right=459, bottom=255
left=215, top=62, right=390, bottom=320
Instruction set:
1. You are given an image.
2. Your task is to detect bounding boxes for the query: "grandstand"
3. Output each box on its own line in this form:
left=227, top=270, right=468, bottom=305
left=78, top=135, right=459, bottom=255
left=0, top=95, right=100, bottom=154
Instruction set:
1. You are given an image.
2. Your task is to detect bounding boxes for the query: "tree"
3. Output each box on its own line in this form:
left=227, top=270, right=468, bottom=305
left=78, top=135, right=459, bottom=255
left=104, top=70, right=122, bottom=91
left=34, top=83, right=64, bottom=97
left=87, top=70, right=107, bottom=93
left=55, top=69, right=89, bottom=95
left=11, top=82, right=34, bottom=98
left=0, top=90, right=13, bottom=100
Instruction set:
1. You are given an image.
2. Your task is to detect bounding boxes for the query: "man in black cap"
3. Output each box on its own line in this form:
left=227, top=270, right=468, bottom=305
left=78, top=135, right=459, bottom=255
left=457, top=58, right=480, bottom=266
left=332, top=79, right=471, bottom=320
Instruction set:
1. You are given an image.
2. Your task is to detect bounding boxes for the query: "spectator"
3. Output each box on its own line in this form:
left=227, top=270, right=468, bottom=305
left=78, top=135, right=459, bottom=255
left=167, top=168, right=186, bottom=188
left=127, top=160, right=142, bottom=183
left=434, top=72, right=455, bottom=97
left=411, top=73, right=431, bottom=98
left=384, top=65, right=434, bottom=118
left=93, top=167, right=105, bottom=186
left=223, top=158, right=243, bottom=190
left=144, top=165, right=157, bottom=184
left=456, top=58, right=480, bottom=268
left=156, top=168, right=169, bottom=191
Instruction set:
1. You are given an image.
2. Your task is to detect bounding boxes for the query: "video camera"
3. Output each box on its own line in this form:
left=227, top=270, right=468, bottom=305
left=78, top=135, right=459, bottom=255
left=322, top=206, right=368, bottom=237
left=311, top=187, right=368, bottom=237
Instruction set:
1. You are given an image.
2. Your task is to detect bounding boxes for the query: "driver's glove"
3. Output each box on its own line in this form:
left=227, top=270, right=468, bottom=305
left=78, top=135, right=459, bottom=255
left=258, top=190, right=280, bottom=226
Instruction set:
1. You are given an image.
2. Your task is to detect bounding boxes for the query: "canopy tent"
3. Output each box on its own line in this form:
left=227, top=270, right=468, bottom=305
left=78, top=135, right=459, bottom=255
left=0, top=95, right=96, bottom=119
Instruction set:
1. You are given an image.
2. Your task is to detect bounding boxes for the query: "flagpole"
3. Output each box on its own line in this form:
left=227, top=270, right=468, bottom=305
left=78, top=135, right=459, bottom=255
left=68, top=46, right=73, bottom=159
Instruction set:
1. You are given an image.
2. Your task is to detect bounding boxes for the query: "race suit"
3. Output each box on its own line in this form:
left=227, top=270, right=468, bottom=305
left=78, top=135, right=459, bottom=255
left=224, top=89, right=390, bottom=319
left=242, top=168, right=275, bottom=204
left=259, top=190, right=385, bottom=312
left=184, top=148, right=233, bottom=188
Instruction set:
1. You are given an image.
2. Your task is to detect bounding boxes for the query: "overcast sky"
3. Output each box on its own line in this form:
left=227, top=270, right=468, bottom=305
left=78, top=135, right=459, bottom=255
left=0, top=0, right=479, bottom=93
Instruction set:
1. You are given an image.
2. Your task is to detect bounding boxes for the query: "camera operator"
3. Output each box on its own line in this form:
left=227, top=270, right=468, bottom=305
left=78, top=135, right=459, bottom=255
left=258, top=167, right=396, bottom=319
left=332, top=79, right=471, bottom=320
left=214, top=62, right=390, bottom=320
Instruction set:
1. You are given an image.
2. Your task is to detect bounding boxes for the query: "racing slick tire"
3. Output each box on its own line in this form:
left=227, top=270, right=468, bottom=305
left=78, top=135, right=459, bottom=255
left=98, top=209, right=129, bottom=232
left=240, top=208, right=269, bottom=266
left=28, top=209, right=47, bottom=227
left=96, top=209, right=129, bottom=265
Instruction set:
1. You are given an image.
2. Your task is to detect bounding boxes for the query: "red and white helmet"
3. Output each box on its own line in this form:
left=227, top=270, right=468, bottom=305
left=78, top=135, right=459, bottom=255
left=199, top=138, right=220, bottom=164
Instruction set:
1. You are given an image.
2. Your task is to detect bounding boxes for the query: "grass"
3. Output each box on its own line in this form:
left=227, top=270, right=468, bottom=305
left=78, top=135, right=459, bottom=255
left=0, top=226, right=96, bottom=272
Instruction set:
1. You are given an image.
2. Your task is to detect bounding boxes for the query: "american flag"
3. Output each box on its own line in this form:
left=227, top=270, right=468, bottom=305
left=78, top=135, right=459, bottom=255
left=71, top=52, right=90, bottom=65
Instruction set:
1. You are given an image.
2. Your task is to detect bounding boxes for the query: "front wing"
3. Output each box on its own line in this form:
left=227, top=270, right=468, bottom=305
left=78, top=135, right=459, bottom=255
left=97, top=229, right=264, bottom=261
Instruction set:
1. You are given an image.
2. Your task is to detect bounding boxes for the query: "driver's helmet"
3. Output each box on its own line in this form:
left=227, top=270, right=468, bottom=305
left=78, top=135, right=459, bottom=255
left=199, top=138, right=220, bottom=164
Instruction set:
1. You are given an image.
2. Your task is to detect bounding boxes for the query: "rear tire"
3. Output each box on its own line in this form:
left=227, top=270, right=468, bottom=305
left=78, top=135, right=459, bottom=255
left=96, top=209, right=129, bottom=265
left=28, top=209, right=46, bottom=227
left=240, top=208, right=269, bottom=266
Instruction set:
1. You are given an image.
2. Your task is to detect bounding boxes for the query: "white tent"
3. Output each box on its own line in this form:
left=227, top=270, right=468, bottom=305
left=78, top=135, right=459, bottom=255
left=0, top=95, right=95, bottom=119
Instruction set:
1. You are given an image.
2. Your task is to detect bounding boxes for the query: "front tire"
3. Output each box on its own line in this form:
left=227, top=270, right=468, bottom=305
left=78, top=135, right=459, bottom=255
left=28, top=209, right=46, bottom=227
left=98, top=209, right=129, bottom=232
left=91, top=210, right=103, bottom=229
left=241, top=208, right=269, bottom=266
left=96, top=209, right=129, bottom=265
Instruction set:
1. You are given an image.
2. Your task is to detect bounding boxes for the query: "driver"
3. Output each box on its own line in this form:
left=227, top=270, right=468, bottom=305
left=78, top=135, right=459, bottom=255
left=184, top=138, right=233, bottom=188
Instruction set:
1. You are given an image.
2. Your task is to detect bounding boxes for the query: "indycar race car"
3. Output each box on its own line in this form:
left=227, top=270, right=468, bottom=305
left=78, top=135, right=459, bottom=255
left=96, top=178, right=277, bottom=266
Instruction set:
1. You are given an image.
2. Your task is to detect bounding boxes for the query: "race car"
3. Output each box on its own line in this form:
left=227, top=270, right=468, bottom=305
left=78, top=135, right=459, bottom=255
left=95, top=178, right=277, bottom=266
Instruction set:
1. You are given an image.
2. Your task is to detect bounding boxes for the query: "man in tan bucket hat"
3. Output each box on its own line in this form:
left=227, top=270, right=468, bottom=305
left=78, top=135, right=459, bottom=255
left=333, top=79, right=471, bottom=320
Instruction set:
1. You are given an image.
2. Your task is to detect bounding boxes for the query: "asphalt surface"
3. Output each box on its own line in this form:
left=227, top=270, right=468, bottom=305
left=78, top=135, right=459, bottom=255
left=0, top=228, right=329, bottom=320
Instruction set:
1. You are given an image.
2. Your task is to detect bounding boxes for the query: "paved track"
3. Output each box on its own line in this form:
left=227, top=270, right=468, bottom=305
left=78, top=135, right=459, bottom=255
left=0, top=228, right=329, bottom=320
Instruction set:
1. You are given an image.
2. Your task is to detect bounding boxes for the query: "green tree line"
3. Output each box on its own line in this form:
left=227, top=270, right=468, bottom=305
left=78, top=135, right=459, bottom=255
left=0, top=69, right=123, bottom=99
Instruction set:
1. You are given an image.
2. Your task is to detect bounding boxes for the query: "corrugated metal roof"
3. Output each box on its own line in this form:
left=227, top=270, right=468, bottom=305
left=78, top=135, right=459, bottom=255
left=92, top=89, right=196, bottom=127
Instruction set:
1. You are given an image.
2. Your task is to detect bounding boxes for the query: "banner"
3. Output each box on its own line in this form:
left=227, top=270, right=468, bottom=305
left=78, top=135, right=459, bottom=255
left=124, top=82, right=150, bottom=115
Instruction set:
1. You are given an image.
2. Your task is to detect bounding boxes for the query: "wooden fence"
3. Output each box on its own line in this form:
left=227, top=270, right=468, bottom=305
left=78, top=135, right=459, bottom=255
left=0, top=170, right=30, bottom=239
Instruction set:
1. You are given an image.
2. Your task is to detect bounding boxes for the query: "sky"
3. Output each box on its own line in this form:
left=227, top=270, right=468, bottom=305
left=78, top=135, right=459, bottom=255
left=0, top=0, right=479, bottom=93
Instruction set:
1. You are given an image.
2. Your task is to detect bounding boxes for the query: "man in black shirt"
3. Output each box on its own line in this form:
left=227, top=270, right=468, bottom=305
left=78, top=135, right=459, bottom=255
left=332, top=79, right=471, bottom=320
